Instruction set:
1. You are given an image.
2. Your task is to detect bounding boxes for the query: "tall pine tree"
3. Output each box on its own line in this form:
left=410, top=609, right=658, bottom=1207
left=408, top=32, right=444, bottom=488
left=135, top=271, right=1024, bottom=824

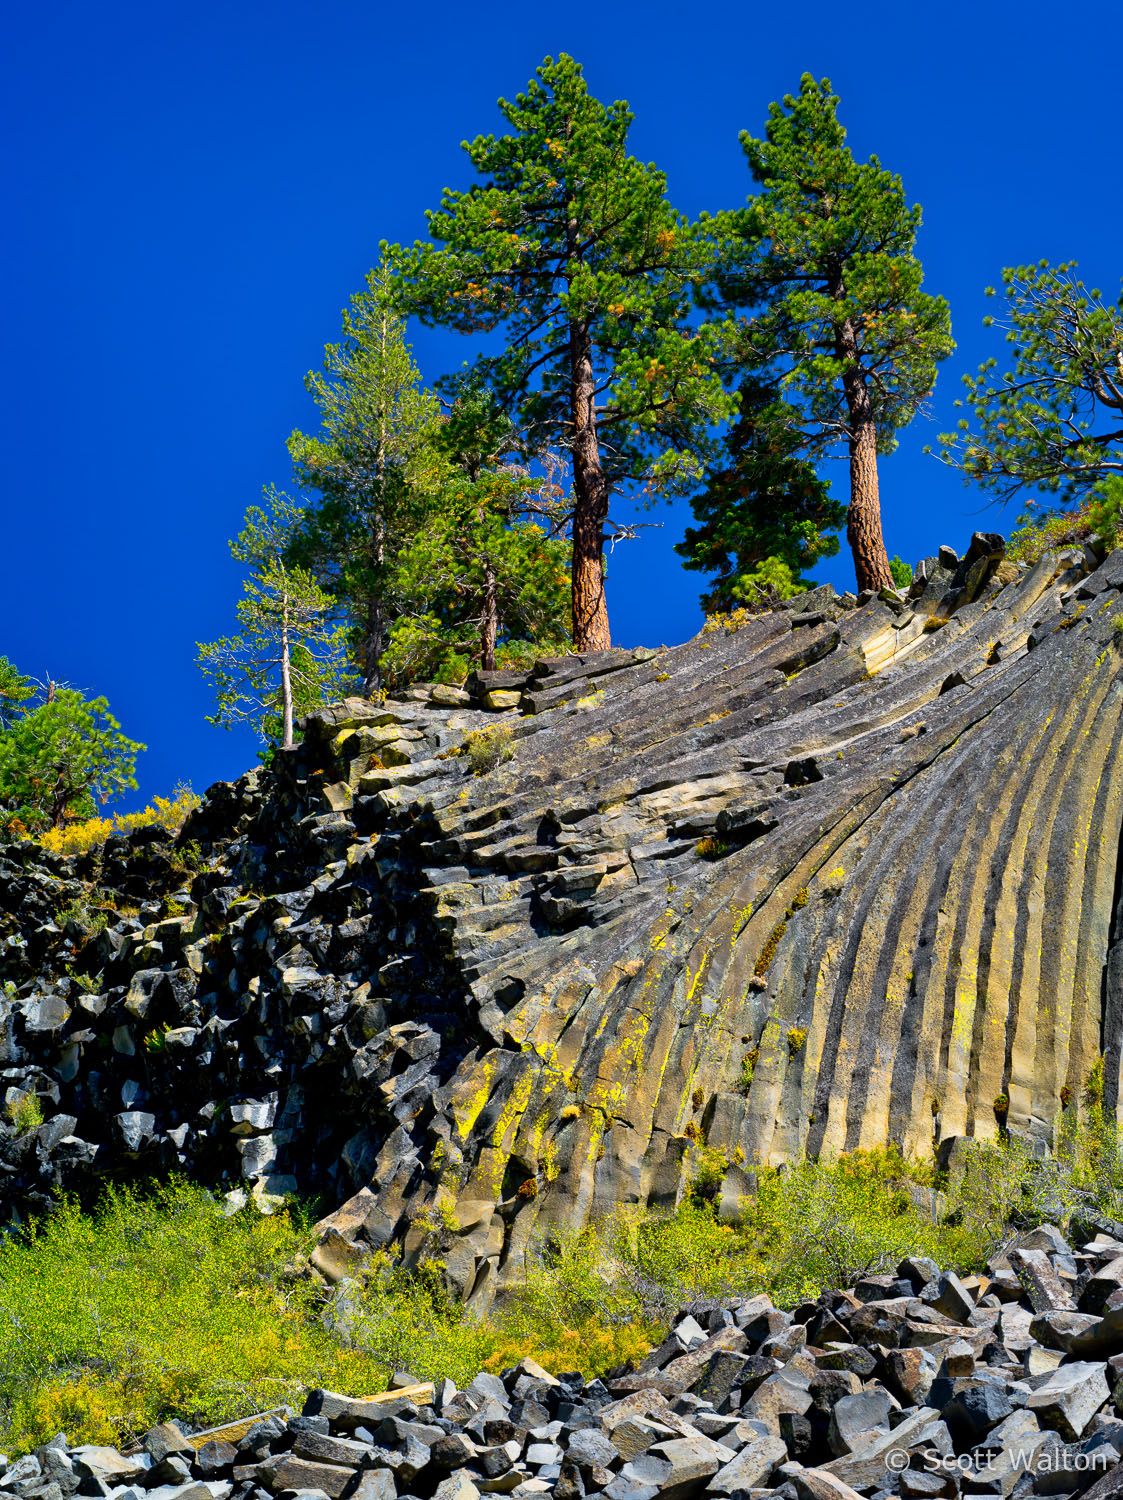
left=287, top=263, right=440, bottom=695
left=676, top=378, right=846, bottom=613
left=704, top=76, right=953, bottom=592
left=387, top=54, right=732, bottom=650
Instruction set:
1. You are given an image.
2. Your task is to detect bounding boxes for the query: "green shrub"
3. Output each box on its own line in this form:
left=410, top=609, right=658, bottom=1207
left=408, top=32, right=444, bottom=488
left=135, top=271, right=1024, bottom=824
left=1006, top=506, right=1095, bottom=565
left=55, top=895, right=108, bottom=935
left=463, top=723, right=514, bottom=775
left=694, top=836, right=729, bottom=861
left=944, top=1113, right=1123, bottom=1249
left=0, top=1181, right=483, bottom=1455
left=1089, top=476, right=1122, bottom=548
left=9, top=1127, right=1123, bottom=1457
left=6, top=1093, right=44, bottom=1135
left=889, top=555, right=914, bottom=588
left=739, top=1046, right=759, bottom=1093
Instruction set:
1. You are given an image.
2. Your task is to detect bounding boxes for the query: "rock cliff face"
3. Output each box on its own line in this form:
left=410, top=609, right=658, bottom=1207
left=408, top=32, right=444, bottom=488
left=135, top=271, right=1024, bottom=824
left=3, top=535, right=1123, bottom=1302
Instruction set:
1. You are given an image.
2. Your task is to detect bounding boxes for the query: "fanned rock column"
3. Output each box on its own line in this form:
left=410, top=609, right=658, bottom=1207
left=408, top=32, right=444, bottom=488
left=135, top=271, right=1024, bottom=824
left=4, top=533, right=1123, bottom=1306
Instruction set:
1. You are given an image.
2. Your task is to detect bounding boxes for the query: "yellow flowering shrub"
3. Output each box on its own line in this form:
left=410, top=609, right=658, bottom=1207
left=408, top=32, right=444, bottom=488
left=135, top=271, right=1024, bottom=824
left=38, top=783, right=201, bottom=857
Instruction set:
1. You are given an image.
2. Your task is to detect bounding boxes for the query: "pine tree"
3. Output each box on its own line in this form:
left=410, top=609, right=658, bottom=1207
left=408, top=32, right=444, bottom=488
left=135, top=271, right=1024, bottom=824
left=287, top=262, right=441, bottom=695
left=387, top=54, right=733, bottom=650
left=936, top=261, right=1123, bottom=519
left=0, top=676, right=143, bottom=834
left=704, top=75, right=954, bottom=592
left=384, top=471, right=570, bottom=685
left=676, top=378, right=846, bottom=613
left=197, top=494, right=352, bottom=748
left=0, top=657, right=35, bottom=732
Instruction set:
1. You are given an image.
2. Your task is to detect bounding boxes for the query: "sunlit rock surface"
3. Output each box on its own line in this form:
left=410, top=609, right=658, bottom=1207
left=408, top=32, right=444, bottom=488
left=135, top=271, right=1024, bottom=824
left=3, top=533, right=1123, bottom=1301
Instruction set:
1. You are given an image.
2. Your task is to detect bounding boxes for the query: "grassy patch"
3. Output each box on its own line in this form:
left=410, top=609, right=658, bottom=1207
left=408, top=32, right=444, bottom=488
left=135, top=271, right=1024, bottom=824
left=6, top=1123, right=1123, bottom=1455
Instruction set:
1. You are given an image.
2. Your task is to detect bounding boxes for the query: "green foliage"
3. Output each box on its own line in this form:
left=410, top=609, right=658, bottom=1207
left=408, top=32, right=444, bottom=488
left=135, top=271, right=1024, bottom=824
left=287, top=262, right=443, bottom=694
left=1085, top=1054, right=1106, bottom=1108
left=0, top=677, right=143, bottom=836
left=937, top=262, right=1123, bottom=506
left=949, top=1115, right=1123, bottom=1245
left=388, top=54, right=735, bottom=648
left=694, top=835, right=729, bottom=861
left=889, top=555, right=914, bottom=588
left=6, top=1093, right=44, bottom=1135
left=8, top=1134, right=1123, bottom=1454
left=0, top=657, right=35, bottom=732
left=462, top=722, right=514, bottom=775
left=1005, top=505, right=1098, bottom=565
left=56, top=894, right=108, bottom=935
left=65, top=966, right=101, bottom=995
left=381, top=470, right=570, bottom=686
left=702, top=76, right=953, bottom=589
left=1090, top=475, right=1123, bottom=544
left=197, top=491, right=354, bottom=748
left=739, top=1046, right=759, bottom=1092
left=676, top=379, right=845, bottom=613
left=0, top=1182, right=434, bottom=1454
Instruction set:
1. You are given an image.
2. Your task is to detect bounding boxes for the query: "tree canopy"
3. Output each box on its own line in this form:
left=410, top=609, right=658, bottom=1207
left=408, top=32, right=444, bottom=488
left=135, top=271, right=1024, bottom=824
left=196, top=493, right=353, bottom=749
left=702, top=74, right=954, bottom=592
left=937, top=261, right=1123, bottom=520
left=384, top=470, right=570, bottom=686
left=676, top=377, right=846, bottom=614
left=387, top=53, right=733, bottom=650
left=287, top=264, right=441, bottom=696
left=0, top=674, right=143, bottom=835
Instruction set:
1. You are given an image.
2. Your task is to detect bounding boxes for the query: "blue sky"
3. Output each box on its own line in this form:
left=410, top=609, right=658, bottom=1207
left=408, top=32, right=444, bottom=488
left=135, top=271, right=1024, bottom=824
left=3, top=0, right=1121, bottom=809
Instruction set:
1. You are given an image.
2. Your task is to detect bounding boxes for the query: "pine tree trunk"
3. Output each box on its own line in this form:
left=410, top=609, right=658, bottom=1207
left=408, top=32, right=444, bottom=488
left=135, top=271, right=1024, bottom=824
left=361, top=313, right=390, bottom=699
left=569, top=321, right=611, bottom=652
left=361, top=591, right=383, bottom=700
left=481, top=562, right=498, bottom=671
left=847, top=417, right=894, bottom=593
left=280, top=605, right=294, bottom=750
left=835, top=306, right=894, bottom=593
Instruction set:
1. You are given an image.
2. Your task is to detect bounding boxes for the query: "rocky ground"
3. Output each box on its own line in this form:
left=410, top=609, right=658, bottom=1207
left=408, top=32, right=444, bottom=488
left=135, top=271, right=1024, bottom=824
left=9, top=1222, right=1123, bottom=1500
left=2, top=532, right=1123, bottom=1302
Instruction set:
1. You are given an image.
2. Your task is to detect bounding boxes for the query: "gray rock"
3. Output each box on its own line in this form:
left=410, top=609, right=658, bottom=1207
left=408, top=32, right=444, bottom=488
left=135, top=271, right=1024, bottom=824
left=1008, top=1249, right=1076, bottom=1314
left=261, top=1458, right=355, bottom=1498
left=827, top=1390, right=892, bottom=1456
left=346, top=1477, right=397, bottom=1500
left=432, top=1476, right=481, bottom=1500
left=646, top=1434, right=733, bottom=1499
left=1025, top=1362, right=1110, bottom=1441
left=705, top=1431, right=788, bottom=1494
left=566, top=1432, right=618, bottom=1472
left=291, top=1432, right=373, bottom=1468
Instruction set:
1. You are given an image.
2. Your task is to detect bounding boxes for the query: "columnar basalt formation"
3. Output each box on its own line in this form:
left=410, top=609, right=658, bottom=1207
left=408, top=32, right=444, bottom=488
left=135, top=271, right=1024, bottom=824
left=2, top=534, right=1123, bottom=1300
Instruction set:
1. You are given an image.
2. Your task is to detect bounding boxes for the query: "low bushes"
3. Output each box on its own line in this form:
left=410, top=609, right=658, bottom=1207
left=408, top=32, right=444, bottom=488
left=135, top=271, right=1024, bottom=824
left=36, top=783, right=201, bottom=858
left=462, top=723, right=514, bottom=775
left=4, top=1123, right=1123, bottom=1456
left=1004, top=487, right=1119, bottom=568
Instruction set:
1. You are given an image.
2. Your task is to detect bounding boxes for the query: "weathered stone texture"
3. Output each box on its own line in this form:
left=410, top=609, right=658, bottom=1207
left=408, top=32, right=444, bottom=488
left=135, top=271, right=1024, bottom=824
left=3, top=535, right=1123, bottom=1299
